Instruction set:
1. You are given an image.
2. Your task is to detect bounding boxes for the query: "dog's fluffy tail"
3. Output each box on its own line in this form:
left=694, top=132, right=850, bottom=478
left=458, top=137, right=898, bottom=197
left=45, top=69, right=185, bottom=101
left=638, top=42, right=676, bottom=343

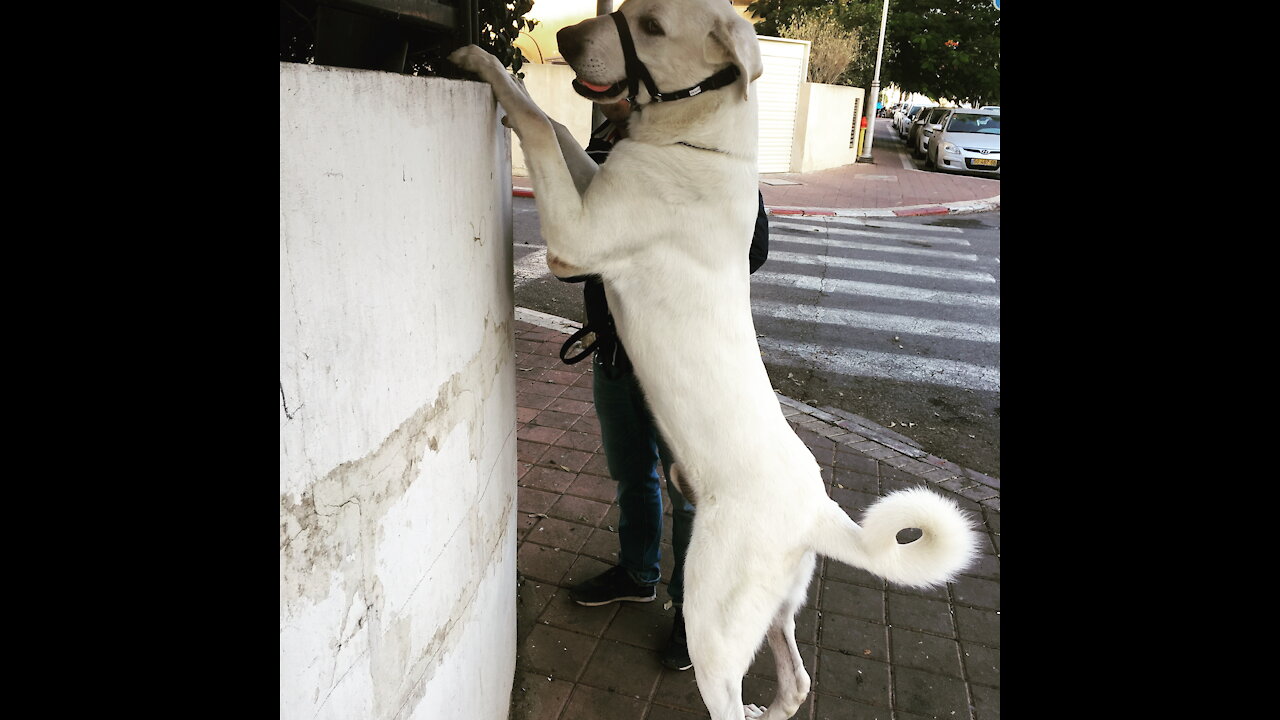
left=810, top=487, right=979, bottom=589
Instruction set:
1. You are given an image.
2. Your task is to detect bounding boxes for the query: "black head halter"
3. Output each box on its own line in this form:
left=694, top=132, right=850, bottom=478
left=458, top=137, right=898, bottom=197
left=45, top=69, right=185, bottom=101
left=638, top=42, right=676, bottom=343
left=610, top=11, right=740, bottom=109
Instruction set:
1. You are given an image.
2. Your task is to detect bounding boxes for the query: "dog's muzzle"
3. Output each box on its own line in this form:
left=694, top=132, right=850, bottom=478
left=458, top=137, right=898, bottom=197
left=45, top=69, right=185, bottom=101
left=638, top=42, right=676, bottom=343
left=563, top=11, right=741, bottom=109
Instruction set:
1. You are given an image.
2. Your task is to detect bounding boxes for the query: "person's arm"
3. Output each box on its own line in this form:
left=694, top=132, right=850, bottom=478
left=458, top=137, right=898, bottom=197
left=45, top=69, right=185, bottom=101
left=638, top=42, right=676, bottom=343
left=748, top=191, right=769, bottom=274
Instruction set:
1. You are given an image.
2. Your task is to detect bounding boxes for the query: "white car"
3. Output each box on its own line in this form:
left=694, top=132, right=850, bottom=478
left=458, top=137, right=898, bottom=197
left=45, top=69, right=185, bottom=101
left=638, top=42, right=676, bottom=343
left=913, top=106, right=951, bottom=159
left=894, top=104, right=930, bottom=138
left=926, top=108, right=1000, bottom=176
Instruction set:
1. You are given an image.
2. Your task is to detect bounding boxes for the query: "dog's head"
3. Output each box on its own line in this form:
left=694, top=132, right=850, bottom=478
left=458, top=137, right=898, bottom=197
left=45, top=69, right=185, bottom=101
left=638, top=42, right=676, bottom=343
left=556, top=0, right=763, bottom=105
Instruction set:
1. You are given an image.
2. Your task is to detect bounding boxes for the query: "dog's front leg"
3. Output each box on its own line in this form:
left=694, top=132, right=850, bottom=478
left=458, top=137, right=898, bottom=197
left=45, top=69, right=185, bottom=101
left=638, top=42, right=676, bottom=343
left=450, top=46, right=605, bottom=277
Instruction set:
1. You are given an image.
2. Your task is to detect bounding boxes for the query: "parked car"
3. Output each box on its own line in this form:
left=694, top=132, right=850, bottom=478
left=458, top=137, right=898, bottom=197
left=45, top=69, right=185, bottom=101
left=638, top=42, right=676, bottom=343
left=925, top=108, right=1000, bottom=176
left=979, top=105, right=1000, bottom=111
left=905, top=105, right=943, bottom=152
left=913, top=106, right=951, bottom=158
left=894, top=104, right=929, bottom=138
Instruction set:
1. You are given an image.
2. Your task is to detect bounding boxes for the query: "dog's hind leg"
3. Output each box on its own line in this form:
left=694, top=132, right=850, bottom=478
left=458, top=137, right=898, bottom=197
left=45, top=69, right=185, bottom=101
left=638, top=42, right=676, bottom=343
left=686, top=539, right=803, bottom=719
left=757, top=553, right=816, bottom=720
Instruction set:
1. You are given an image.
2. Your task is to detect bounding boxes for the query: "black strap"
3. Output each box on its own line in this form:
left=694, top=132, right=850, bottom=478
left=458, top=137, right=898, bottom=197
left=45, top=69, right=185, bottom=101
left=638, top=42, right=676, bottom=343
left=610, top=11, right=740, bottom=107
left=559, top=326, right=598, bottom=365
left=611, top=12, right=659, bottom=106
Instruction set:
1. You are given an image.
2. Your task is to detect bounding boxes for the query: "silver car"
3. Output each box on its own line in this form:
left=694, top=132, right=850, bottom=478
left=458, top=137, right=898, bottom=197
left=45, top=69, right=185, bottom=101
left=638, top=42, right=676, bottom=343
left=926, top=108, right=1000, bottom=176
left=913, top=106, right=951, bottom=159
left=894, top=104, right=929, bottom=138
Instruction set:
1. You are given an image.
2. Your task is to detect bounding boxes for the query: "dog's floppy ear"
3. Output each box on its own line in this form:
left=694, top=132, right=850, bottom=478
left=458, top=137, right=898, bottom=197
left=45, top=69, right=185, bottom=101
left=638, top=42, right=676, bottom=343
left=705, top=15, right=763, bottom=102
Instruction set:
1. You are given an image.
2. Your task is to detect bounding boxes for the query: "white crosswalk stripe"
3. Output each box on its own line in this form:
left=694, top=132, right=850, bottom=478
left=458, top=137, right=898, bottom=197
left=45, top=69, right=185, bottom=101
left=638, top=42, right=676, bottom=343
left=751, top=271, right=999, bottom=309
left=753, top=299, right=999, bottom=343
left=752, top=215, right=999, bottom=393
left=766, top=250, right=995, bottom=283
left=771, top=230, right=979, bottom=261
left=756, top=336, right=1000, bottom=393
left=770, top=219, right=971, bottom=242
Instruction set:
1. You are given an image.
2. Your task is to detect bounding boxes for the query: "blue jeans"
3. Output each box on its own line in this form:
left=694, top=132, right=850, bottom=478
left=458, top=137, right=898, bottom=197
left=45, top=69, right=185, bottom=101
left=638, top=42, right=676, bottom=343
left=592, top=354, right=696, bottom=604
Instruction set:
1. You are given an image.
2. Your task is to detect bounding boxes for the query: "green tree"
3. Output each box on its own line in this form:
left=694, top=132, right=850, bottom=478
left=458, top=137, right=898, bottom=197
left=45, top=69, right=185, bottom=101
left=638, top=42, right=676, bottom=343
left=884, top=0, right=999, bottom=105
left=746, top=0, right=999, bottom=105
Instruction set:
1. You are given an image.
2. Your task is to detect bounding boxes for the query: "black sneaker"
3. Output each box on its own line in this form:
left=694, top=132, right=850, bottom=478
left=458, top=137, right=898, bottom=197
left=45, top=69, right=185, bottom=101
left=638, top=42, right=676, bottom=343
left=661, top=606, right=692, bottom=671
left=569, top=566, right=657, bottom=606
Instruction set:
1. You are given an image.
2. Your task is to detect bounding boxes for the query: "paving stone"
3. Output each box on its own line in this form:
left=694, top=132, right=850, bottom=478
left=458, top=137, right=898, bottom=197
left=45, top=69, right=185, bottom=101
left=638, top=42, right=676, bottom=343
left=578, top=528, right=620, bottom=565
left=816, top=648, right=890, bottom=707
left=954, top=605, right=1000, bottom=647
left=527, top=516, right=593, bottom=553
left=579, top=638, right=664, bottom=699
left=952, top=574, right=1000, bottom=611
left=814, top=692, right=891, bottom=720
left=517, top=486, right=558, bottom=515
left=892, top=666, right=970, bottom=719
left=961, top=640, right=999, bottom=687
left=518, top=541, right=577, bottom=585
left=524, top=624, right=599, bottom=681
left=559, top=684, right=648, bottom=720
left=556, top=430, right=602, bottom=453
left=890, top=626, right=963, bottom=678
left=537, top=446, right=594, bottom=474
left=819, top=612, right=887, bottom=663
left=820, top=579, right=886, bottom=622
left=644, top=704, right=705, bottom=720
left=511, top=671, right=573, bottom=720
left=520, top=464, right=576, bottom=494
left=547, top=494, right=611, bottom=526
left=970, top=680, right=1000, bottom=719
left=603, top=603, right=670, bottom=651
left=540, top=586, right=619, bottom=635
left=517, top=440, right=551, bottom=465
left=566, top=472, right=616, bottom=504
left=653, top=664, right=705, bottom=712
left=547, top=395, right=593, bottom=415
left=532, top=408, right=583, bottom=430
left=886, top=592, right=954, bottom=635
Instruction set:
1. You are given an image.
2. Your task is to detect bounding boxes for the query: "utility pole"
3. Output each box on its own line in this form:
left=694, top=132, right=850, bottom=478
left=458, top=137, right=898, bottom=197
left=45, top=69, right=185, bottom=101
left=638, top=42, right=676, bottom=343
left=858, top=0, right=891, bottom=162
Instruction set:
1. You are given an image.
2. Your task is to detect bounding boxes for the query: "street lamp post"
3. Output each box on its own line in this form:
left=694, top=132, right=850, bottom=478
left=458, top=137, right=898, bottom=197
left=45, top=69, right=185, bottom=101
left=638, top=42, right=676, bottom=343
left=858, top=0, right=891, bottom=162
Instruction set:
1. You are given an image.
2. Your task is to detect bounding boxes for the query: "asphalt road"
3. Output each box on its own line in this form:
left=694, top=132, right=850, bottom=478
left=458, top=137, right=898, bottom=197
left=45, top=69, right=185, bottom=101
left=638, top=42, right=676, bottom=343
left=512, top=198, right=1001, bottom=479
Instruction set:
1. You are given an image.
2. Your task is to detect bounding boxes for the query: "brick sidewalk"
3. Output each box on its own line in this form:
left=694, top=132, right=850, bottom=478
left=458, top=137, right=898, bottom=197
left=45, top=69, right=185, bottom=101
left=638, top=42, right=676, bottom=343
left=510, top=318, right=1001, bottom=720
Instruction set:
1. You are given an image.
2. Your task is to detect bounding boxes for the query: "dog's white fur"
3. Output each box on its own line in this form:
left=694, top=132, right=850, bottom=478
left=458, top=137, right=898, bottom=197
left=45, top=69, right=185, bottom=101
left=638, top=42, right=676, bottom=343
left=450, top=3, right=979, bottom=718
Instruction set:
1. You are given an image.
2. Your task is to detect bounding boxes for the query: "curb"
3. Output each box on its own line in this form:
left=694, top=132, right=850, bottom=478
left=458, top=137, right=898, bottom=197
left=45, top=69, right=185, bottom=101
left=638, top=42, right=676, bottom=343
left=513, top=307, right=1000, bottom=511
left=513, top=185, right=999, bottom=218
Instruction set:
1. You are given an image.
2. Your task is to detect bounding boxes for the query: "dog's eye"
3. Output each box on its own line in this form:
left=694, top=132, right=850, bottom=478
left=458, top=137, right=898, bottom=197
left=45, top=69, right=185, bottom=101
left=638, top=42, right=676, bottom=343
left=641, top=17, right=664, bottom=36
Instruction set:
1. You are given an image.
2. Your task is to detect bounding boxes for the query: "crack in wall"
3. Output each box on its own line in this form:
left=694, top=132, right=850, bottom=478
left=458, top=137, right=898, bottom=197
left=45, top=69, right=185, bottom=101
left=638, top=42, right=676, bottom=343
left=281, top=313, right=513, bottom=719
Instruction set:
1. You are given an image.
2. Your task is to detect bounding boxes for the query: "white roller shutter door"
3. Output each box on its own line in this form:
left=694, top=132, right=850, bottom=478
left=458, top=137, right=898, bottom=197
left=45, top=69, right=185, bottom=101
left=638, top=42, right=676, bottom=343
left=755, top=37, right=810, bottom=174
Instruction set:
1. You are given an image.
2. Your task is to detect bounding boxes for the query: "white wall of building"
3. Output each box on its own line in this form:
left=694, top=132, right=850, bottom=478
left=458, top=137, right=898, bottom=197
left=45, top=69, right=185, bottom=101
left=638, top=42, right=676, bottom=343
left=280, top=62, right=517, bottom=720
left=790, top=81, right=865, bottom=173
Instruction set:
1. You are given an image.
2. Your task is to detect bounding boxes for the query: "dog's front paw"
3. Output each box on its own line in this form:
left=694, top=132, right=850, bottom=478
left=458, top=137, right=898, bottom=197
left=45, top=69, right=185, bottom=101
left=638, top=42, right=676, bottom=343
left=743, top=705, right=767, bottom=719
left=448, top=45, right=502, bottom=76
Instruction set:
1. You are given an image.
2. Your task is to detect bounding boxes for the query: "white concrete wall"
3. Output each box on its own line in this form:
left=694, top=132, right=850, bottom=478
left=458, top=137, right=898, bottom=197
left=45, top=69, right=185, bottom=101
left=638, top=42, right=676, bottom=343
left=511, top=63, right=595, bottom=175
left=790, top=81, right=865, bottom=173
left=280, top=62, right=517, bottom=720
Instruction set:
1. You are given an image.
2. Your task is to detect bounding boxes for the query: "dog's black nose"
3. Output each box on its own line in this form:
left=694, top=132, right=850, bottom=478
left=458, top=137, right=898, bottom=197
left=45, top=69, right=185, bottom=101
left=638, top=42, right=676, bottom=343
left=557, top=25, right=584, bottom=64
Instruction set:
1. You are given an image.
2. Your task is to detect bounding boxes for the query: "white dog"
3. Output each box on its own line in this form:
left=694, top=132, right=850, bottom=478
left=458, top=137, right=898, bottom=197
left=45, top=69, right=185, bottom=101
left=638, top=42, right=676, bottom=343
left=450, top=2, right=979, bottom=718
